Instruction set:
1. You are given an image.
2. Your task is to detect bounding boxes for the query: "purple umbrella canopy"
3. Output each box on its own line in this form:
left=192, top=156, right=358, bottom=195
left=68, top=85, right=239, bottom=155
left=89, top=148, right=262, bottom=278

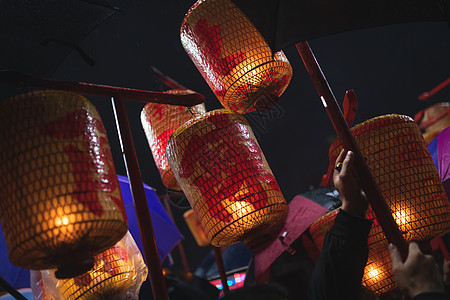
left=428, top=127, right=450, bottom=197
left=0, top=175, right=182, bottom=290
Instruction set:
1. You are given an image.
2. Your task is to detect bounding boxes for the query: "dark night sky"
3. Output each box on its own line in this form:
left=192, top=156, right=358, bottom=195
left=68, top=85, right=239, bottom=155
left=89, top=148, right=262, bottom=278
left=1, top=0, right=450, bottom=271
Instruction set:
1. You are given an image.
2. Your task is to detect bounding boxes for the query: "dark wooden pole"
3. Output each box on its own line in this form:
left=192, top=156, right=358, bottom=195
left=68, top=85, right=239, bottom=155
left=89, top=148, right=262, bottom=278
left=160, top=194, right=191, bottom=273
left=295, top=41, right=408, bottom=260
left=111, top=96, right=168, bottom=300
left=0, top=71, right=205, bottom=299
left=213, top=246, right=230, bottom=294
left=0, top=70, right=208, bottom=299
left=0, top=70, right=204, bottom=106
left=0, top=275, right=27, bottom=300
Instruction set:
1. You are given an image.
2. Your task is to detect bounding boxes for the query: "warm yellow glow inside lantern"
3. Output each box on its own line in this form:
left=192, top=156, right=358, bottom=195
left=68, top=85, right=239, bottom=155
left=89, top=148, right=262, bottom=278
left=0, top=90, right=128, bottom=278
left=394, top=208, right=412, bottom=234
left=310, top=114, right=450, bottom=294
left=167, top=109, right=287, bottom=246
left=53, top=213, right=74, bottom=238
left=35, top=232, right=148, bottom=300
left=367, top=265, right=380, bottom=280
left=310, top=210, right=396, bottom=294
left=181, top=0, right=293, bottom=113
left=364, top=249, right=396, bottom=294
left=141, top=90, right=206, bottom=190
left=325, top=114, right=450, bottom=242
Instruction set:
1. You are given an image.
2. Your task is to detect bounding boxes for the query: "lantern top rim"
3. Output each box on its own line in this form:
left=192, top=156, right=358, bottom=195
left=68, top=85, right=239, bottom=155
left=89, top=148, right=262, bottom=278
left=350, top=114, right=414, bottom=130
left=169, top=108, right=236, bottom=138
left=180, top=0, right=209, bottom=32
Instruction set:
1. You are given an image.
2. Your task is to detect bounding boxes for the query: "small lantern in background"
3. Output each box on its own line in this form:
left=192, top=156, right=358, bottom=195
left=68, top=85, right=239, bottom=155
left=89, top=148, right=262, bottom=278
left=181, top=0, right=293, bottom=114
left=311, top=114, right=450, bottom=295
left=184, top=209, right=210, bottom=247
left=167, top=109, right=287, bottom=247
left=413, top=102, right=450, bottom=144
left=32, top=231, right=148, bottom=300
left=0, top=90, right=128, bottom=278
left=309, top=209, right=396, bottom=295
left=140, top=90, right=206, bottom=190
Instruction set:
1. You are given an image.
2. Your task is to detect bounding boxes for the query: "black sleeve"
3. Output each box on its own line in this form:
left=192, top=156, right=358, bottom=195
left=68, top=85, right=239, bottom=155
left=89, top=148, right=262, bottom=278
left=412, top=292, right=450, bottom=300
left=307, top=209, right=372, bottom=300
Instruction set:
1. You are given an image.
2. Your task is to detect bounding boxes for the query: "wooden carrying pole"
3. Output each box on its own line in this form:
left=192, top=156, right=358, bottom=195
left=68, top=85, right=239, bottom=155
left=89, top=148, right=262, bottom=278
left=295, top=41, right=409, bottom=260
left=0, top=275, right=27, bottom=300
left=160, top=194, right=191, bottom=274
left=213, top=246, right=230, bottom=294
left=150, top=67, right=192, bottom=275
left=0, top=71, right=205, bottom=300
left=111, top=96, right=168, bottom=300
left=0, top=70, right=204, bottom=106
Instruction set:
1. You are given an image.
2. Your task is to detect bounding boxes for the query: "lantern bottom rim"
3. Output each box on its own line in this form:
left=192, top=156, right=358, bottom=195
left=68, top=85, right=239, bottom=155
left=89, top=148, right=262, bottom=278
left=55, top=257, right=95, bottom=279
left=209, top=202, right=288, bottom=247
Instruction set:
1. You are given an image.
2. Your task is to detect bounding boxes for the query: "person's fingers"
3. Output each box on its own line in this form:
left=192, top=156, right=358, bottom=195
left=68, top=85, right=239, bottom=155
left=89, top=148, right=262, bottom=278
left=334, top=149, right=347, bottom=176
left=408, top=242, right=421, bottom=257
left=389, top=243, right=403, bottom=271
left=336, top=149, right=346, bottom=163
left=334, top=149, right=346, bottom=170
left=443, top=259, right=450, bottom=282
left=340, top=150, right=354, bottom=176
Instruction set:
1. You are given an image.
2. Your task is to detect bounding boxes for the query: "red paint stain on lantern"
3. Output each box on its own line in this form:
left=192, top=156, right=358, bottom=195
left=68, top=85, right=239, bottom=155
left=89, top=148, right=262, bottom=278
left=178, top=113, right=279, bottom=223
left=41, top=109, right=126, bottom=219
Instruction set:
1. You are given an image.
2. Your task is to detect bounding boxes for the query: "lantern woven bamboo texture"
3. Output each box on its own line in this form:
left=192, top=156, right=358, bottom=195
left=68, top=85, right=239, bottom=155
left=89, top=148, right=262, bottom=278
left=310, top=114, right=450, bottom=295
left=141, top=91, right=206, bottom=190
left=181, top=0, right=292, bottom=113
left=37, top=231, right=148, bottom=300
left=0, top=90, right=128, bottom=277
left=167, top=109, right=288, bottom=247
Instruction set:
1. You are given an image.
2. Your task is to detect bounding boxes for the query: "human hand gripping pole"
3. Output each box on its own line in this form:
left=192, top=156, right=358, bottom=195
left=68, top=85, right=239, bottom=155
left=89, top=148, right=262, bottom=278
left=389, top=242, right=445, bottom=298
left=333, top=149, right=368, bottom=218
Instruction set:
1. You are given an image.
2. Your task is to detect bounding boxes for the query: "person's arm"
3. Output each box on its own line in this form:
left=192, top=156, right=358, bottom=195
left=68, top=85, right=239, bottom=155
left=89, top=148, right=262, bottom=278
left=308, top=150, right=372, bottom=299
left=389, top=242, right=449, bottom=300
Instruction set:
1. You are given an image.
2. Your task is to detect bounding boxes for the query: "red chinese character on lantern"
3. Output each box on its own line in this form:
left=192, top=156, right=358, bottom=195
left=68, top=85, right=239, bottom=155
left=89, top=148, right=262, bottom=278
left=193, top=19, right=246, bottom=76
left=189, top=19, right=246, bottom=98
left=41, top=109, right=126, bottom=219
left=152, top=128, right=175, bottom=168
left=178, top=114, right=279, bottom=223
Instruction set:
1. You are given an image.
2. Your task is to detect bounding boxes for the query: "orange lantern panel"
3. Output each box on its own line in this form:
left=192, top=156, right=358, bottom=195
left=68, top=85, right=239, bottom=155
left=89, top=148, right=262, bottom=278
left=0, top=90, right=128, bottom=278
left=311, top=114, right=450, bottom=295
left=310, top=209, right=396, bottom=295
left=32, top=231, right=148, bottom=300
left=324, top=114, right=450, bottom=242
left=181, top=0, right=292, bottom=113
left=141, top=90, right=206, bottom=190
left=167, top=109, right=287, bottom=246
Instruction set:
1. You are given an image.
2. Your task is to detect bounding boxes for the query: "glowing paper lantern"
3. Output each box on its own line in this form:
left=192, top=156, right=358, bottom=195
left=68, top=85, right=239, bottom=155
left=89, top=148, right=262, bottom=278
left=167, top=109, right=287, bottom=246
left=310, top=210, right=396, bottom=294
left=0, top=90, right=128, bottom=278
left=183, top=209, right=210, bottom=247
left=181, top=0, right=293, bottom=114
left=362, top=248, right=395, bottom=295
left=34, top=231, right=148, bottom=300
left=310, top=114, right=450, bottom=294
left=327, top=114, right=450, bottom=243
left=141, top=91, right=206, bottom=190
